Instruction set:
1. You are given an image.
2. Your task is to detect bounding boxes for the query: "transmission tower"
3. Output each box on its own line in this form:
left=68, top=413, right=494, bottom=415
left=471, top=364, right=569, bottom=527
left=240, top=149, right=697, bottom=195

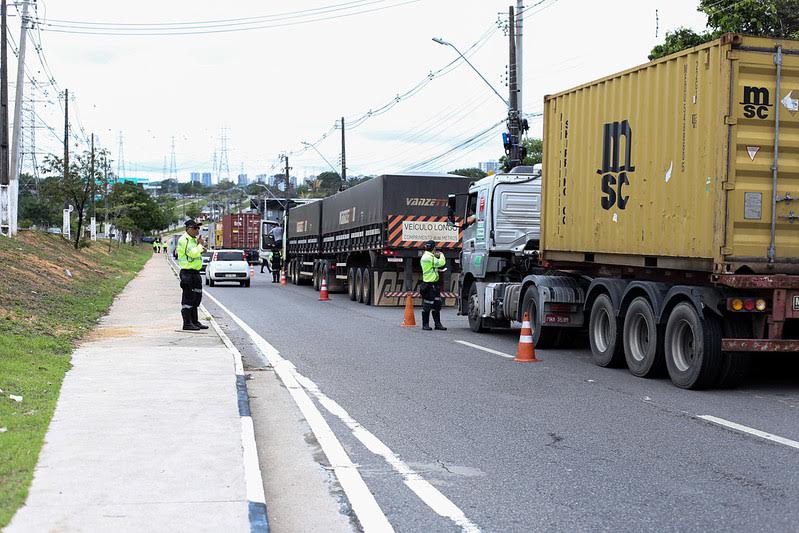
left=218, top=128, right=231, bottom=182
left=168, top=135, right=177, bottom=182
left=19, top=99, right=40, bottom=195
left=116, top=132, right=126, bottom=180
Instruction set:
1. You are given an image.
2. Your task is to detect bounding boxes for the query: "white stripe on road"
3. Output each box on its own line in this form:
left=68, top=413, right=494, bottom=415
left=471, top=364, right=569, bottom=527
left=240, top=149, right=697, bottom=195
left=454, top=340, right=514, bottom=360
left=293, top=373, right=481, bottom=533
left=204, top=292, right=395, bottom=533
left=205, top=292, right=482, bottom=532
left=698, top=415, right=799, bottom=451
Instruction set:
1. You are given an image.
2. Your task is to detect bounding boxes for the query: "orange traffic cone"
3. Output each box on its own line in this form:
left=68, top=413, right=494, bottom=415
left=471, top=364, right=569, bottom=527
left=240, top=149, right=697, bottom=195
left=514, top=312, right=540, bottom=362
left=250, top=265, right=255, bottom=278
left=280, top=269, right=287, bottom=286
left=319, top=276, right=330, bottom=301
left=400, top=293, right=416, bottom=327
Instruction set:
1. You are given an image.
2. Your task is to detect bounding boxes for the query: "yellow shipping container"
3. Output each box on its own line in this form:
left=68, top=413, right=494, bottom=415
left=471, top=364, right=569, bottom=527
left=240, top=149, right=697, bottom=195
left=542, top=34, right=799, bottom=275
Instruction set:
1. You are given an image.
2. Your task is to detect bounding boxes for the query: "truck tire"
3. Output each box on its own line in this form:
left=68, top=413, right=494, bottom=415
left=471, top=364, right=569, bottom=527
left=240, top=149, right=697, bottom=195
left=362, top=268, right=372, bottom=305
left=622, top=297, right=665, bottom=378
left=348, top=268, right=357, bottom=301
left=664, top=303, right=723, bottom=389
left=716, top=318, right=751, bottom=389
left=588, top=294, right=625, bottom=367
left=521, top=288, right=558, bottom=348
left=467, top=283, right=487, bottom=333
left=355, top=268, right=364, bottom=303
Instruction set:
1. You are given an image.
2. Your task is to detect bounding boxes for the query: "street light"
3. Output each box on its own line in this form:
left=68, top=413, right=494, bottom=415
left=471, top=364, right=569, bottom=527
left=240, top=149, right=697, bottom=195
left=432, top=37, right=509, bottom=108
left=302, top=141, right=345, bottom=192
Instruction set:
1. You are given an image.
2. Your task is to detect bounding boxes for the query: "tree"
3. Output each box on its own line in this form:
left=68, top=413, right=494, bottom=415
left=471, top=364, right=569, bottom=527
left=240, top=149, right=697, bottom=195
left=42, top=149, right=104, bottom=250
left=649, top=0, right=799, bottom=60
left=449, top=168, right=487, bottom=180
left=110, top=181, right=171, bottom=242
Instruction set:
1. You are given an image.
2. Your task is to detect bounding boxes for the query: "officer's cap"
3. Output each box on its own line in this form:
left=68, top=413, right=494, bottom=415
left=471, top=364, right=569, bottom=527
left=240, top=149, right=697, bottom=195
left=184, top=219, right=201, bottom=228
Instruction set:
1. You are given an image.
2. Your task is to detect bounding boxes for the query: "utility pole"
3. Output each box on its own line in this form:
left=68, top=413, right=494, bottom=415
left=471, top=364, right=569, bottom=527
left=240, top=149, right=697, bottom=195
left=0, top=0, right=10, bottom=236
left=104, top=155, right=110, bottom=250
left=507, top=5, right=520, bottom=170
left=340, top=116, right=346, bottom=191
left=90, top=133, right=96, bottom=240
left=282, top=153, right=290, bottom=260
left=283, top=153, right=290, bottom=198
left=63, top=89, right=69, bottom=184
left=516, top=0, right=523, bottom=116
left=6, top=0, right=29, bottom=236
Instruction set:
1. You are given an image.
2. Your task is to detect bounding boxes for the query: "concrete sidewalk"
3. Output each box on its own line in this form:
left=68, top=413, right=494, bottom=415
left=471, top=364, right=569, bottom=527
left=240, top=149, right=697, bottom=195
left=7, top=255, right=253, bottom=532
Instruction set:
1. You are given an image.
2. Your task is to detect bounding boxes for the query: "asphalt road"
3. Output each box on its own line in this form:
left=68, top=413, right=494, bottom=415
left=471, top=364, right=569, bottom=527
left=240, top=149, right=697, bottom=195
left=203, top=270, right=799, bottom=533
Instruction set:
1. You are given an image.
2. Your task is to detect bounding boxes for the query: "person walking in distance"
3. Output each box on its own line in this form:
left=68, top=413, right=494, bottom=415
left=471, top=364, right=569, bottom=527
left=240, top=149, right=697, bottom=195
left=152, top=239, right=159, bottom=254
left=270, top=250, right=282, bottom=283
left=177, top=220, right=208, bottom=331
left=419, top=240, right=447, bottom=331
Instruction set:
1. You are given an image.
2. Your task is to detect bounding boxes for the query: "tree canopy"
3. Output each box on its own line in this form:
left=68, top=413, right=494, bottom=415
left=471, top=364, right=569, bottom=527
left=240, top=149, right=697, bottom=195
left=649, top=0, right=799, bottom=60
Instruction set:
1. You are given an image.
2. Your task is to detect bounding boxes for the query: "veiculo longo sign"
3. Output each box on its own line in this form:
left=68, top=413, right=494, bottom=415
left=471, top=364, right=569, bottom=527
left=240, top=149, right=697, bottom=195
left=401, top=220, right=458, bottom=243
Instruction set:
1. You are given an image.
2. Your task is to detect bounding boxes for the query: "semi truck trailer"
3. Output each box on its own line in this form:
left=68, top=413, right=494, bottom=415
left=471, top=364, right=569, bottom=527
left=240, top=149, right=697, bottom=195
left=453, top=34, right=799, bottom=389
left=285, top=173, right=471, bottom=306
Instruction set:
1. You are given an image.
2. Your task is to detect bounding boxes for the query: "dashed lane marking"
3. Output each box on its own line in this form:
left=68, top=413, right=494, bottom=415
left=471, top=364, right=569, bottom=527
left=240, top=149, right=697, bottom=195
left=454, top=340, right=514, bottom=359
left=698, top=415, right=799, bottom=451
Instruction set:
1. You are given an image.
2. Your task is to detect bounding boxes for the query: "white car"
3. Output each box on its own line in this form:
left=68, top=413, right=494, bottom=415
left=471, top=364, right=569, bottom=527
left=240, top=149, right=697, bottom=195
left=205, top=249, right=251, bottom=287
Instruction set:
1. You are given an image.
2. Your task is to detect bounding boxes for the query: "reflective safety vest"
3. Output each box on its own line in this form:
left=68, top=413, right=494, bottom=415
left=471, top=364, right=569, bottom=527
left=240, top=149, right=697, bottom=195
left=152, top=241, right=158, bottom=250
left=420, top=250, right=446, bottom=283
left=177, top=233, right=203, bottom=270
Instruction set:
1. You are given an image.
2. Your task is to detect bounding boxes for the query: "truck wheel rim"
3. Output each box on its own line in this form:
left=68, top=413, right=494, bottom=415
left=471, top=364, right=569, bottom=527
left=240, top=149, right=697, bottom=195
left=469, top=293, right=480, bottom=321
left=594, top=308, right=612, bottom=352
left=671, top=320, right=696, bottom=372
left=629, top=313, right=649, bottom=363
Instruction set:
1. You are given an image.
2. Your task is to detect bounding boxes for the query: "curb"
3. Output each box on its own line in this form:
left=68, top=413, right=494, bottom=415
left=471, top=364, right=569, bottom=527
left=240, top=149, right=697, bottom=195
left=168, top=257, right=270, bottom=532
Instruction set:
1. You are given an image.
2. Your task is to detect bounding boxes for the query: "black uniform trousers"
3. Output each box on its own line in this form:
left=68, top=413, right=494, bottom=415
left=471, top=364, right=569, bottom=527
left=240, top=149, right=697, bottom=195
left=179, top=269, right=203, bottom=310
left=420, top=280, right=442, bottom=326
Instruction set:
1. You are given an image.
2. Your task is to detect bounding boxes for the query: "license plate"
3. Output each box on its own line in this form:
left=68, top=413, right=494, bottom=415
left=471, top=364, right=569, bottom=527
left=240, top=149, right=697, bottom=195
left=794, top=295, right=799, bottom=311
left=545, top=314, right=571, bottom=324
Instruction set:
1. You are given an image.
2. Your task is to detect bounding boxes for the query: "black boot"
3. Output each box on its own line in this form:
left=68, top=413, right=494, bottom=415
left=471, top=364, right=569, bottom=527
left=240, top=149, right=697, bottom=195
left=191, top=308, right=209, bottom=329
left=422, top=309, right=432, bottom=330
left=433, top=310, right=446, bottom=330
left=182, top=309, right=200, bottom=331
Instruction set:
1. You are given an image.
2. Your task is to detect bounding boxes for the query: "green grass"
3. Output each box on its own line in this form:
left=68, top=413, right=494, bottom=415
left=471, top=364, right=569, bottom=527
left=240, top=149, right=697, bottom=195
left=0, top=232, right=151, bottom=527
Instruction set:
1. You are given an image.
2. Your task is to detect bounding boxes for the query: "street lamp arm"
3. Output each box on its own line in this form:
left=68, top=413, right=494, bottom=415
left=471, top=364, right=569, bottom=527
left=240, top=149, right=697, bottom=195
left=301, top=141, right=340, bottom=176
left=432, top=37, right=509, bottom=108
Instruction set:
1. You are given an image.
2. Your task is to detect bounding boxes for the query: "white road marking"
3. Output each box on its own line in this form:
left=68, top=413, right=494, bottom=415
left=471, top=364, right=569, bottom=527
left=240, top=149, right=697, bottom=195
left=204, top=292, right=395, bottom=533
left=294, top=373, right=481, bottom=533
left=454, top=340, right=514, bottom=359
left=203, top=307, right=266, bottom=506
left=698, top=415, right=799, bottom=451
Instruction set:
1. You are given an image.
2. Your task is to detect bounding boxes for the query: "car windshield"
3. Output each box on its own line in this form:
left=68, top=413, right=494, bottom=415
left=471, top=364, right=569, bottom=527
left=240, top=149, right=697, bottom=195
left=216, top=252, right=243, bottom=261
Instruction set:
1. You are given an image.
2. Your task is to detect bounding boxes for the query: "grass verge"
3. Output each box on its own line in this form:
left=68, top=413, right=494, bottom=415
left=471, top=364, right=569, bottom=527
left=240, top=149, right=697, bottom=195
left=0, top=231, right=151, bottom=527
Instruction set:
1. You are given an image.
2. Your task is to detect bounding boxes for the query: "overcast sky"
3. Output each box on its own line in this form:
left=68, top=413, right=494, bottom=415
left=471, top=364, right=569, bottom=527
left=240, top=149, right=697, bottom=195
left=19, top=0, right=708, bottom=182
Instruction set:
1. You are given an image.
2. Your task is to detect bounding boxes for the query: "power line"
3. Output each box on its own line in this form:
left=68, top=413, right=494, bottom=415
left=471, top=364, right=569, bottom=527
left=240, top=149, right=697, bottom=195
left=36, top=0, right=422, bottom=36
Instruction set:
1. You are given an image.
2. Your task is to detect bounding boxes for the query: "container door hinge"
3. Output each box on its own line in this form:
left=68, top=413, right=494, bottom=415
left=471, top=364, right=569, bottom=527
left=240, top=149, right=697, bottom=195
left=721, top=247, right=733, bottom=255
left=726, top=51, right=740, bottom=61
left=724, top=116, right=737, bottom=125
left=722, top=181, right=736, bottom=190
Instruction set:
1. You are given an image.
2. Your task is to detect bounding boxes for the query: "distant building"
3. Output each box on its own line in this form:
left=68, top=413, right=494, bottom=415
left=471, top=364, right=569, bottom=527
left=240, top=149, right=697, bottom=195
left=255, top=174, right=268, bottom=184
left=190, top=172, right=201, bottom=183
left=201, top=172, right=212, bottom=187
left=290, top=176, right=297, bottom=190
left=479, top=161, right=501, bottom=174
left=237, top=173, right=249, bottom=186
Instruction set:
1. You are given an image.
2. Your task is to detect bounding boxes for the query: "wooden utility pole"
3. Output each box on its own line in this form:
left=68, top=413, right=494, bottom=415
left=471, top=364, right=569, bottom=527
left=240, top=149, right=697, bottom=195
left=63, top=89, right=69, bottom=183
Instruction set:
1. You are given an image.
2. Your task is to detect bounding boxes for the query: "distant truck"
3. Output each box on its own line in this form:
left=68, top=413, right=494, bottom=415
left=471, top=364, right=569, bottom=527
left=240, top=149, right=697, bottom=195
left=284, top=173, right=471, bottom=305
left=221, top=213, right=261, bottom=263
left=451, top=34, right=799, bottom=389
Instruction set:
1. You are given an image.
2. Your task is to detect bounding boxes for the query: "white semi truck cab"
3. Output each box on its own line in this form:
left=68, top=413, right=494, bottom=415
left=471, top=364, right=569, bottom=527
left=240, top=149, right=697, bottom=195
left=449, top=164, right=587, bottom=342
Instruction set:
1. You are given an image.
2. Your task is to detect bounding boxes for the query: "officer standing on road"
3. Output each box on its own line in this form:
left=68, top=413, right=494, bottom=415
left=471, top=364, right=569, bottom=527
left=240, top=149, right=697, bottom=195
left=177, top=220, right=209, bottom=331
left=270, top=250, right=282, bottom=283
left=419, top=240, right=447, bottom=331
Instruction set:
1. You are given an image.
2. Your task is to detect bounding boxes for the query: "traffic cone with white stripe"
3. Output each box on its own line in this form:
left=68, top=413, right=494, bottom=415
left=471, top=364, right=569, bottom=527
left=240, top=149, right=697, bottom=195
left=280, top=269, right=287, bottom=286
left=250, top=265, right=255, bottom=278
left=400, top=293, right=416, bottom=327
left=514, top=312, right=540, bottom=362
left=319, top=275, right=330, bottom=301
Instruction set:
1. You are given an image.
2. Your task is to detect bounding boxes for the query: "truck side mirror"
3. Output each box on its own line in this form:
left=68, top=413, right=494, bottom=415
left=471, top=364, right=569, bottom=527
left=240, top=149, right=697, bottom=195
left=447, top=194, right=457, bottom=224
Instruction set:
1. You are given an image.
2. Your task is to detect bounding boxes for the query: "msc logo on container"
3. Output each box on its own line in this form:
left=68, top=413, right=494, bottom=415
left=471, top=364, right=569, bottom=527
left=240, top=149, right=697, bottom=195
left=596, top=120, right=635, bottom=211
left=740, top=86, right=773, bottom=119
